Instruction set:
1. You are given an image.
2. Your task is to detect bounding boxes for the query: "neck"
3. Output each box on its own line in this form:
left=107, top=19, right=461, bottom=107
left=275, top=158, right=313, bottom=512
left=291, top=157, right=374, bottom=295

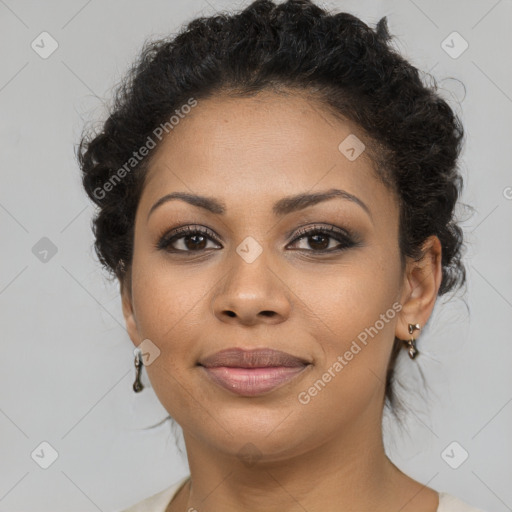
left=172, top=401, right=438, bottom=512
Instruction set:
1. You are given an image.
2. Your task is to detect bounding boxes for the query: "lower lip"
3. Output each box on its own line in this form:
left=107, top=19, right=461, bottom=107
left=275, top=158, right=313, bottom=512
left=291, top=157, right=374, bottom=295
left=200, top=365, right=309, bottom=396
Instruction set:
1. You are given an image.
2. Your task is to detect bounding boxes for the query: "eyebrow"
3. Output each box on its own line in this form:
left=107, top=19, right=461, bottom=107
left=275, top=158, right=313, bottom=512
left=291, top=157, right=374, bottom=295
left=146, top=188, right=372, bottom=222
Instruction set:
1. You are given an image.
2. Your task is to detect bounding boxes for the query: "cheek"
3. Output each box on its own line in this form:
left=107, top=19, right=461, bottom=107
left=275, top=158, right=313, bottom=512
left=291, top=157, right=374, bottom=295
left=129, top=262, right=213, bottom=417
left=129, top=251, right=226, bottom=395
left=130, top=244, right=213, bottom=338
left=292, top=253, right=401, bottom=384
left=295, top=251, right=400, bottom=334
left=293, top=272, right=399, bottom=423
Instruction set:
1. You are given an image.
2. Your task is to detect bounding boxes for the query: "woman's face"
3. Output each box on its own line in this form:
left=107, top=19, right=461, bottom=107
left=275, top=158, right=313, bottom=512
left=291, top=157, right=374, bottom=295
left=123, top=90, right=415, bottom=461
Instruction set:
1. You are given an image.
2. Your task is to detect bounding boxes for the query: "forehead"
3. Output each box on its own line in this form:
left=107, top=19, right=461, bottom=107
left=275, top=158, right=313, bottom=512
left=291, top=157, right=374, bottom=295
left=140, top=90, right=395, bottom=219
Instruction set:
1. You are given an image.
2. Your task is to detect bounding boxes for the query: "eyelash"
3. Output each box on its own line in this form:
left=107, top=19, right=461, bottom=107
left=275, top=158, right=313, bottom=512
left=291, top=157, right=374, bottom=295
left=155, top=224, right=357, bottom=255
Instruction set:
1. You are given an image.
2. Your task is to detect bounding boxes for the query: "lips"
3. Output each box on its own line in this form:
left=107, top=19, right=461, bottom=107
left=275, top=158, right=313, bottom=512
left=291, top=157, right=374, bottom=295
left=198, top=347, right=310, bottom=368
left=198, top=348, right=311, bottom=396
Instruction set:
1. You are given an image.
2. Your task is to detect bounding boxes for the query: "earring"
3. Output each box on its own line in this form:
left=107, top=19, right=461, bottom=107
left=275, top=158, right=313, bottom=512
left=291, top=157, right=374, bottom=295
left=133, top=347, right=144, bottom=392
left=404, top=323, right=421, bottom=359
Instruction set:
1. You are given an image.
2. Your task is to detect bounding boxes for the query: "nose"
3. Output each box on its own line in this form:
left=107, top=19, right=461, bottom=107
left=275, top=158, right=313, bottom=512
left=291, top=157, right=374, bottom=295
left=211, top=251, right=292, bottom=326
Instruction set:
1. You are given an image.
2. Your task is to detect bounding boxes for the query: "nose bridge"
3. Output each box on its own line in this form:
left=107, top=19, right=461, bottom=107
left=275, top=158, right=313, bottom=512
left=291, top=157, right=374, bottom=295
left=211, top=236, right=291, bottom=324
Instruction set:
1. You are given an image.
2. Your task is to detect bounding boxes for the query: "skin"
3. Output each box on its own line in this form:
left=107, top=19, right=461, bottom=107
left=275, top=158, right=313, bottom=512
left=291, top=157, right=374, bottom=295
left=121, top=90, right=443, bottom=512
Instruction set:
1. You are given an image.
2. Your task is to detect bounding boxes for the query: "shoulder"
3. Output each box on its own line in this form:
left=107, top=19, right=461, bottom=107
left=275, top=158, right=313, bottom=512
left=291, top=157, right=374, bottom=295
left=437, top=492, right=486, bottom=512
left=118, top=475, right=190, bottom=512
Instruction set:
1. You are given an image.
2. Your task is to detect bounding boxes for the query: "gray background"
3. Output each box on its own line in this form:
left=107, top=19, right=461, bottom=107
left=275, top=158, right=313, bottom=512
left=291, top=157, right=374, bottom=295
left=1, top=0, right=511, bottom=511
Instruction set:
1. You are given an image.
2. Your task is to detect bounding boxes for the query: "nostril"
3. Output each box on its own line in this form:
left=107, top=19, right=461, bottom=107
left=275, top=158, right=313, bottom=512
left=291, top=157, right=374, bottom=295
left=260, top=311, right=275, bottom=317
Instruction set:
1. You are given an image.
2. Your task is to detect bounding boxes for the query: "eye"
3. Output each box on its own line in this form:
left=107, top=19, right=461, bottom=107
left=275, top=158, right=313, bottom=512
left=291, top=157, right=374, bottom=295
left=287, top=224, right=356, bottom=253
left=156, top=223, right=357, bottom=254
left=156, top=225, right=222, bottom=253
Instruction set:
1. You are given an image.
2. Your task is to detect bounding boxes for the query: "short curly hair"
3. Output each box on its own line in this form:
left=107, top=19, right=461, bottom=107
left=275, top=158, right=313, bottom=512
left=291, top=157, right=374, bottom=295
left=78, top=0, right=466, bottom=413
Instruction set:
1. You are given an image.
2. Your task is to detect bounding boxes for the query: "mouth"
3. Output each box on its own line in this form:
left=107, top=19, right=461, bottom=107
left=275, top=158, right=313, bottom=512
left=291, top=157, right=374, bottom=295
left=198, top=347, right=312, bottom=397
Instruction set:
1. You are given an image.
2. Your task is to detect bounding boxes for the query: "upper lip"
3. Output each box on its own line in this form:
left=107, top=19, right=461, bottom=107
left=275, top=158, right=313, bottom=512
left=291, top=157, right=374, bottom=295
left=198, top=348, right=310, bottom=368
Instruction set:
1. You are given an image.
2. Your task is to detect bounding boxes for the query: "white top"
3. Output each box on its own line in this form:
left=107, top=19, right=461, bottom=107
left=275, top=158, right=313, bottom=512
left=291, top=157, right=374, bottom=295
left=119, top=475, right=486, bottom=512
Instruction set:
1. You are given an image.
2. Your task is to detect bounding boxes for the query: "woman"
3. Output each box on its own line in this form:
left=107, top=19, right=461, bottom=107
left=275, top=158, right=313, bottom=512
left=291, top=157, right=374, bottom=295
left=78, top=1, right=483, bottom=510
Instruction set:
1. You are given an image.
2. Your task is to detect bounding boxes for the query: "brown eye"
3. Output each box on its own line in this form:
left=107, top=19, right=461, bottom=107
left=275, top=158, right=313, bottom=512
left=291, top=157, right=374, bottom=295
left=182, top=233, right=208, bottom=250
left=288, top=225, right=356, bottom=253
left=157, top=226, right=221, bottom=253
left=305, top=233, right=331, bottom=251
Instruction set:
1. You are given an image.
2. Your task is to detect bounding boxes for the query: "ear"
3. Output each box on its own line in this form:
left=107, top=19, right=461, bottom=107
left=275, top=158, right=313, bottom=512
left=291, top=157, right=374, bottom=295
left=120, top=278, right=140, bottom=347
left=395, top=235, right=443, bottom=340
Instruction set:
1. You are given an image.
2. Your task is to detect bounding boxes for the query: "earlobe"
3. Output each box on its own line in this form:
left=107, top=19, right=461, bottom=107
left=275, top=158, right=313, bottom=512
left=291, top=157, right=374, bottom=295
left=121, top=284, right=140, bottom=346
left=395, top=235, right=443, bottom=341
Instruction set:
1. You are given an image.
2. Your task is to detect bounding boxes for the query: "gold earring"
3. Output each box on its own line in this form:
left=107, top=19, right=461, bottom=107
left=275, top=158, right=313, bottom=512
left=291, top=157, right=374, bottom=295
left=404, top=323, right=421, bottom=359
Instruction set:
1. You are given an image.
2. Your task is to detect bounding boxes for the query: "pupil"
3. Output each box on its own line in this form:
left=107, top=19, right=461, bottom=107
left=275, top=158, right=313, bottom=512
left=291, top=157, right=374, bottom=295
left=310, top=234, right=328, bottom=250
left=186, top=234, right=206, bottom=250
